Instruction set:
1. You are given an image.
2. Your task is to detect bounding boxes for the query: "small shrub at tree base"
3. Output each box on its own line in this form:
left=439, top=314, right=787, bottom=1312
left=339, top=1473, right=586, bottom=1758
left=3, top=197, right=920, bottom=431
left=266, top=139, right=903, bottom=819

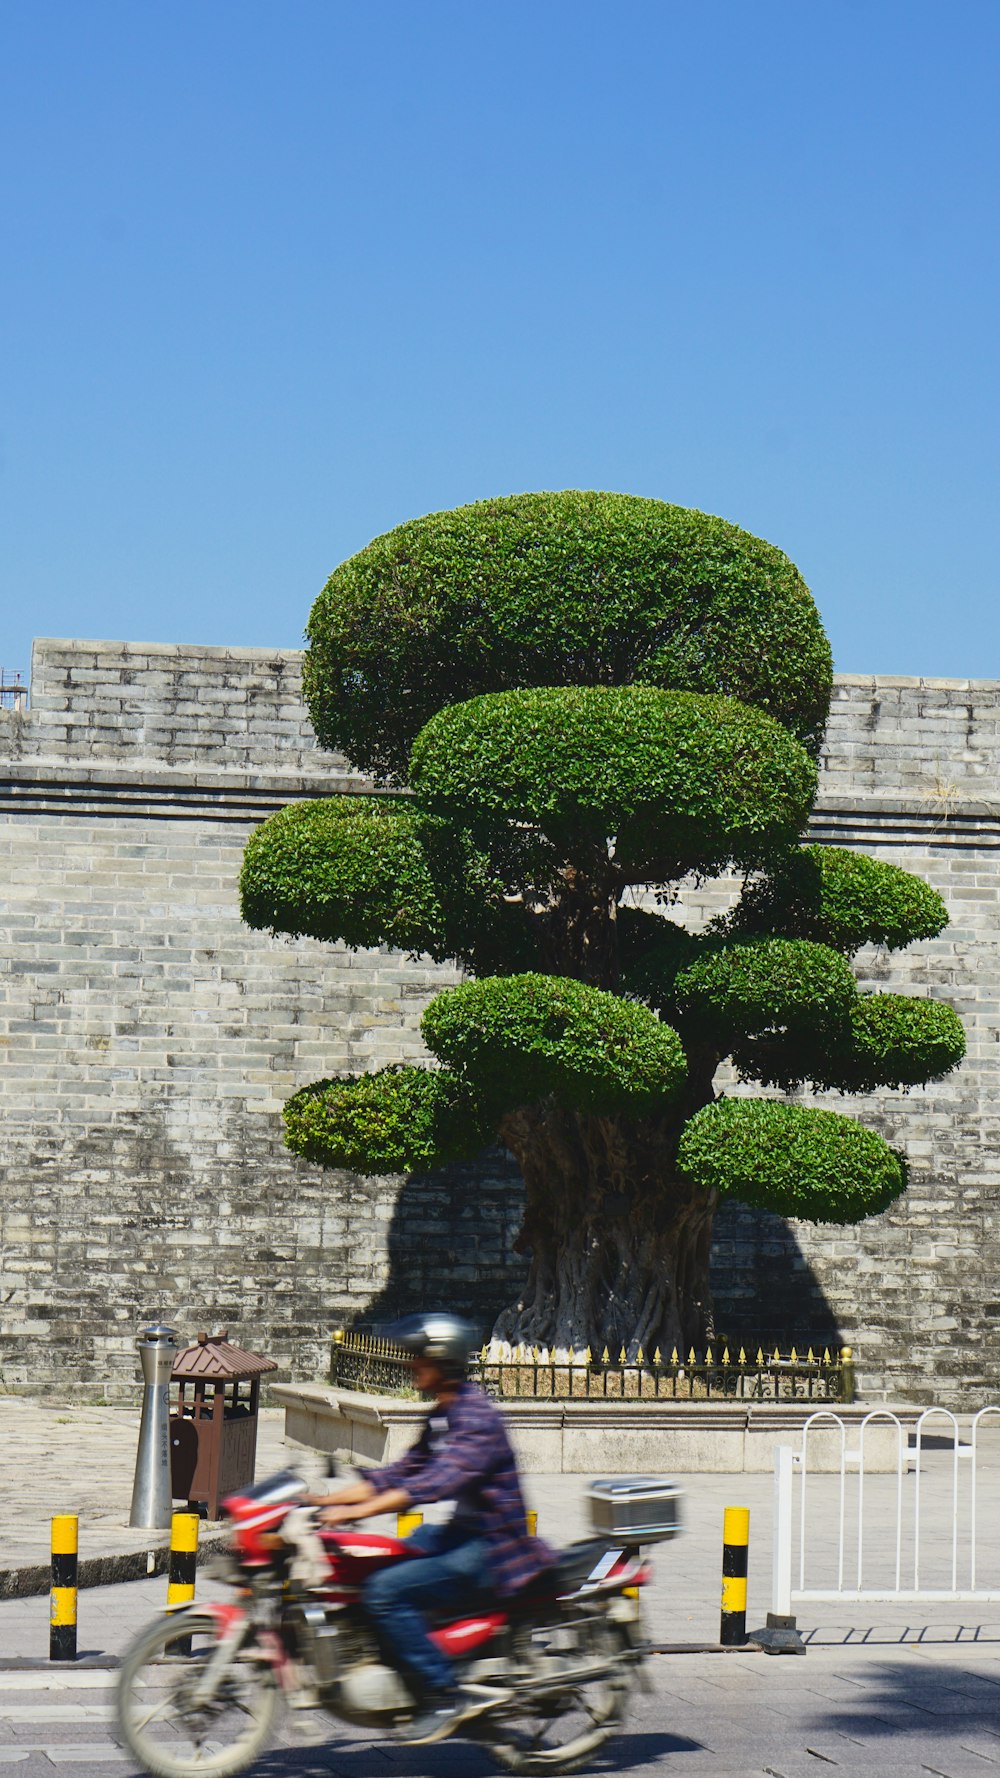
left=677, top=1098, right=907, bottom=1223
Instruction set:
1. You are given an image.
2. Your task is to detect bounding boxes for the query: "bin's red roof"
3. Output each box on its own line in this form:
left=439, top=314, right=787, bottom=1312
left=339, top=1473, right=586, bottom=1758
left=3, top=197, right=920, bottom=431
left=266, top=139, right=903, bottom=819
left=171, top=1330, right=278, bottom=1380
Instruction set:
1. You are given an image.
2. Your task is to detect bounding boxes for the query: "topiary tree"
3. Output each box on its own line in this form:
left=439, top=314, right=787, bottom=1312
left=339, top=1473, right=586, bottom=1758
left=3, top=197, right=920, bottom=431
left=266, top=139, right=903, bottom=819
left=240, top=491, right=965, bottom=1355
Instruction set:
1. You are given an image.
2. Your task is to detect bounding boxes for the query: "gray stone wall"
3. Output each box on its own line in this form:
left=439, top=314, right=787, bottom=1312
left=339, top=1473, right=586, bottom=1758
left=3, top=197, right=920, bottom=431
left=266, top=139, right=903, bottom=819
left=0, top=640, right=997, bottom=1403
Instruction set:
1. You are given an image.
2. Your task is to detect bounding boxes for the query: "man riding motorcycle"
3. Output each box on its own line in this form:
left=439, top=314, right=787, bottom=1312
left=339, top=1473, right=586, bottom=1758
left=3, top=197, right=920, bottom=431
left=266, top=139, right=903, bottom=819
left=309, top=1311, right=554, bottom=1745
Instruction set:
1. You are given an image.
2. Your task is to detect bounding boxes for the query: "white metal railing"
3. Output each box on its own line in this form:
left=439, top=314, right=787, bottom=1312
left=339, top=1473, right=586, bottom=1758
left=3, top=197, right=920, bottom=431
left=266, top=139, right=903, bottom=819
left=772, top=1406, right=1000, bottom=1612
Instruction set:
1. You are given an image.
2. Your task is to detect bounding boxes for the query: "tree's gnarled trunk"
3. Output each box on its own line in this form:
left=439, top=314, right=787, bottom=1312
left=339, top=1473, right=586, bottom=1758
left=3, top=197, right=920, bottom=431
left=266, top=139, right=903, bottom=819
left=494, top=1101, right=717, bottom=1357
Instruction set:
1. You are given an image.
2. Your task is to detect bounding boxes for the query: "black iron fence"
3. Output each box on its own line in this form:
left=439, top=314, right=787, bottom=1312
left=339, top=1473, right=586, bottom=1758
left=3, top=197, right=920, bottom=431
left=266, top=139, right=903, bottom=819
left=329, top=1329, right=856, bottom=1404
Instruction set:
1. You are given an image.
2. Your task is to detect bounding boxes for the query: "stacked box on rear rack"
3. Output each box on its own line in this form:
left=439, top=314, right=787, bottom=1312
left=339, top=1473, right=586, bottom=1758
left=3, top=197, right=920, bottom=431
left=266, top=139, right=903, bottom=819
left=589, top=1478, right=683, bottom=1544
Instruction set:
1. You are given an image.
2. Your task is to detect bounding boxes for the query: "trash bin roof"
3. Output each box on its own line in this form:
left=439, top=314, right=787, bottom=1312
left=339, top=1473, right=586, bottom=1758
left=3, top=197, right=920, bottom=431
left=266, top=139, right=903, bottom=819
left=171, top=1330, right=279, bottom=1380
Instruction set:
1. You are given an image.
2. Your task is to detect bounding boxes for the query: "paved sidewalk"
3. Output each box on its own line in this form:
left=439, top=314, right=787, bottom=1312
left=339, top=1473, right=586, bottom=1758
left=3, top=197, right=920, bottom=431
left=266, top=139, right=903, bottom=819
left=0, top=1399, right=297, bottom=1593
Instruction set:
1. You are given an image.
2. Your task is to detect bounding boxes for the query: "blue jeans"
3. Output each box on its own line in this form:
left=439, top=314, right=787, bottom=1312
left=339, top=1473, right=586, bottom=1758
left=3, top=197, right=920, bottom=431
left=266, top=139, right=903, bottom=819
left=363, top=1520, right=490, bottom=1698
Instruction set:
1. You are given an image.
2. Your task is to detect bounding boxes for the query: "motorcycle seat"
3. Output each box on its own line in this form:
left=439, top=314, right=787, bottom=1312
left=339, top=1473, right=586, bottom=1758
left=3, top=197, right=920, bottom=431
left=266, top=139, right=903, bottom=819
left=552, top=1538, right=628, bottom=1595
left=514, top=1538, right=625, bottom=1608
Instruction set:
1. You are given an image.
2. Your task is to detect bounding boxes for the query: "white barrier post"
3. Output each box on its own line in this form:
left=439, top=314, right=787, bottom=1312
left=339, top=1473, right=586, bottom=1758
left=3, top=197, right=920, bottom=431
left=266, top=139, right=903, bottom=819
left=771, top=1444, right=794, bottom=1623
left=745, top=1443, right=804, bottom=1652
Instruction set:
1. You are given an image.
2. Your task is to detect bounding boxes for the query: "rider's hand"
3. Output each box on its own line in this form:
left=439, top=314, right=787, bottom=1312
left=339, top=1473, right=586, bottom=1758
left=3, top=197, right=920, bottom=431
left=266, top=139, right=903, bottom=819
left=317, top=1503, right=359, bottom=1528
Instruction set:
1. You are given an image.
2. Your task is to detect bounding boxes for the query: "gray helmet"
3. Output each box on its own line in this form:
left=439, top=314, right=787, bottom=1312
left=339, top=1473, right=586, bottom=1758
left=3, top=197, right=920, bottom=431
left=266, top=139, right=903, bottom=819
left=389, top=1312, right=478, bottom=1371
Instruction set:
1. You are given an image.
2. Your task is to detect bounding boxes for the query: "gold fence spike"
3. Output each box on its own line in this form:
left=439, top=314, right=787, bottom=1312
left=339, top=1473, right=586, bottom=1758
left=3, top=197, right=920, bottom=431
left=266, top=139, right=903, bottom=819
left=653, top=1346, right=662, bottom=1366
left=772, top=1346, right=781, bottom=1363
left=807, top=1347, right=815, bottom=1363
left=636, top=1344, right=645, bottom=1365
left=822, top=1347, right=831, bottom=1365
left=567, top=1346, right=575, bottom=1365
left=738, top=1346, right=747, bottom=1364
left=722, top=1347, right=730, bottom=1365
left=619, top=1346, right=627, bottom=1365
left=533, top=1346, right=541, bottom=1363
left=583, top=1346, right=592, bottom=1365
left=601, top=1346, right=610, bottom=1364
left=688, top=1347, right=696, bottom=1365
left=705, top=1345, right=713, bottom=1364
left=790, top=1347, right=798, bottom=1364
left=670, top=1347, right=679, bottom=1364
left=756, top=1348, right=764, bottom=1365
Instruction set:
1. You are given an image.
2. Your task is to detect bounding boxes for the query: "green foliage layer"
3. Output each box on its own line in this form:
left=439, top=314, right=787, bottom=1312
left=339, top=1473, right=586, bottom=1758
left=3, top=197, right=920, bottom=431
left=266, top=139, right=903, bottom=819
left=619, top=910, right=705, bottom=1014
left=674, top=938, right=857, bottom=1046
left=304, top=491, right=832, bottom=781
left=240, top=798, right=449, bottom=955
left=729, top=845, right=948, bottom=955
left=239, top=796, right=536, bottom=971
left=411, top=686, right=817, bottom=884
left=421, top=973, right=687, bottom=1116
left=283, top=1066, right=488, bottom=1174
left=735, top=992, right=966, bottom=1094
left=677, top=1098, right=907, bottom=1222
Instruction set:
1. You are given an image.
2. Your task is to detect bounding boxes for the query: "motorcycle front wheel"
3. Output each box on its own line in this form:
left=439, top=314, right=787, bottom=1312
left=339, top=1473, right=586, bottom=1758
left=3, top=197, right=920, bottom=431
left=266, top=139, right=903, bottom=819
left=477, top=1615, right=634, bottom=1775
left=115, top=1609, right=280, bottom=1778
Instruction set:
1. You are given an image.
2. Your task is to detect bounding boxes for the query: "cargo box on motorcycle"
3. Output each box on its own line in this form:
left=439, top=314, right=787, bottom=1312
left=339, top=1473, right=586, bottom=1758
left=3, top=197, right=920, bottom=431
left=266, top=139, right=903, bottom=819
left=588, top=1476, right=683, bottom=1543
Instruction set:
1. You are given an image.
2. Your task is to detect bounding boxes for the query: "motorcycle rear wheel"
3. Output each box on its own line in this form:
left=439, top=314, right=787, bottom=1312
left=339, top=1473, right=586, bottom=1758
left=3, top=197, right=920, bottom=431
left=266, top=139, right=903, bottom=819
left=477, top=1617, right=633, bottom=1775
left=115, top=1609, right=280, bottom=1778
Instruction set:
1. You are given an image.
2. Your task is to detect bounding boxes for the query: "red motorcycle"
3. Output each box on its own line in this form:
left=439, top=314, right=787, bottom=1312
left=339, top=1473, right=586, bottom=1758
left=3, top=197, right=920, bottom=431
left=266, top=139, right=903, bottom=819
left=116, top=1469, right=680, bottom=1777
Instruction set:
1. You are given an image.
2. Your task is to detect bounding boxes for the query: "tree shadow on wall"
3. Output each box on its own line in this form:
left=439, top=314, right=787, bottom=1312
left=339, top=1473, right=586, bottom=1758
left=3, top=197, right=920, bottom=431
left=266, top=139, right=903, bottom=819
left=357, top=1147, right=529, bottom=1338
left=710, top=1198, right=844, bottom=1351
left=356, top=1155, right=843, bottom=1353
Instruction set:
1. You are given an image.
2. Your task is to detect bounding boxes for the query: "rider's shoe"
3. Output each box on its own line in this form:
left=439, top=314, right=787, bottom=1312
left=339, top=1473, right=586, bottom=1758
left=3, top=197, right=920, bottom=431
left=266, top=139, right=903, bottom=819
left=394, top=1682, right=513, bottom=1745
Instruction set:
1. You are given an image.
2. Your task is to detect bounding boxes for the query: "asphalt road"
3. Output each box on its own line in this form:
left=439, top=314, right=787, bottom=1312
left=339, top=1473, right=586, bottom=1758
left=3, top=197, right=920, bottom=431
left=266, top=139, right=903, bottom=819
left=2, top=1639, right=1000, bottom=1778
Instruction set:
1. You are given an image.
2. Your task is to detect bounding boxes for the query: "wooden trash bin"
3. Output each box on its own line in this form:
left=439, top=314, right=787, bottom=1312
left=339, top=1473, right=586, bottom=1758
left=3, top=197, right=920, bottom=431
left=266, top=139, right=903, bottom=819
left=169, top=1330, right=278, bottom=1520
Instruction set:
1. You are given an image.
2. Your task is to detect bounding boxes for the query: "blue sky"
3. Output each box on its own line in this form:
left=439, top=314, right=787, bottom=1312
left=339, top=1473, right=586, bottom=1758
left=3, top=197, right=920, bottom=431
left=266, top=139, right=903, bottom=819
left=2, top=1, right=998, bottom=685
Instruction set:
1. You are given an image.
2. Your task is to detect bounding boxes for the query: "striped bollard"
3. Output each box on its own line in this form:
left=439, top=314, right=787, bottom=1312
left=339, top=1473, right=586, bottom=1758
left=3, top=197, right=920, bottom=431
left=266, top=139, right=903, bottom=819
left=720, top=1506, right=749, bottom=1645
left=50, top=1516, right=78, bottom=1662
left=167, top=1512, right=200, bottom=1654
left=396, top=1510, right=424, bottom=1538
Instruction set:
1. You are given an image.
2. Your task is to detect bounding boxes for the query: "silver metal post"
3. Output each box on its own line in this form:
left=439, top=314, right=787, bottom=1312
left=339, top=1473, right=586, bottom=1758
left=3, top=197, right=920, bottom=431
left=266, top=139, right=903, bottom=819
left=129, top=1321, right=179, bottom=1529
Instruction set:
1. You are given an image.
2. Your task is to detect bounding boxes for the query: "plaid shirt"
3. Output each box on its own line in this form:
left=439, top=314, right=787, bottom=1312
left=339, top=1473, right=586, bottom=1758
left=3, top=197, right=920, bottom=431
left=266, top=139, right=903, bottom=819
left=362, top=1380, right=554, bottom=1597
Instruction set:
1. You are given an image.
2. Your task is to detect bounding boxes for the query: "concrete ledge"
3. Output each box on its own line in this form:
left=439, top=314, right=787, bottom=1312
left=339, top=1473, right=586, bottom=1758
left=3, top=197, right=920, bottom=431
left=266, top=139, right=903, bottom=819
left=273, top=1385, right=921, bottom=1474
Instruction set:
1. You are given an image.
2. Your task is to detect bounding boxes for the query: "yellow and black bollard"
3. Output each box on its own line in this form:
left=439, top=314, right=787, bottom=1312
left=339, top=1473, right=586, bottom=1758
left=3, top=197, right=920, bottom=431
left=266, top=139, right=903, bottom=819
left=167, top=1512, right=200, bottom=1654
left=396, top=1510, right=424, bottom=1538
left=719, top=1506, right=749, bottom=1646
left=50, top=1515, right=78, bottom=1662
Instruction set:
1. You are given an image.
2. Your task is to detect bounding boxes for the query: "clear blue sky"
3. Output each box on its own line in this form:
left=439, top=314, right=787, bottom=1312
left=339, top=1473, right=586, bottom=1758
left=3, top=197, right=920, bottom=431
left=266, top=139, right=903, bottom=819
left=2, top=1, right=998, bottom=684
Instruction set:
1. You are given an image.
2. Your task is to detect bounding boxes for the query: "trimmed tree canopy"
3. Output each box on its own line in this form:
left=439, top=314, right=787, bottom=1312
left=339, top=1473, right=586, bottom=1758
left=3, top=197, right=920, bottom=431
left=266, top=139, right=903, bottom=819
left=421, top=973, right=687, bottom=1117
left=677, top=1098, right=907, bottom=1222
left=239, top=795, right=538, bottom=972
left=284, top=1066, right=487, bottom=1174
left=411, top=685, right=817, bottom=884
left=728, top=844, right=949, bottom=955
left=244, top=490, right=963, bottom=1356
left=304, top=490, right=833, bottom=781
left=733, top=992, right=966, bottom=1094
left=240, top=797, right=449, bottom=955
left=673, top=938, right=857, bottom=1046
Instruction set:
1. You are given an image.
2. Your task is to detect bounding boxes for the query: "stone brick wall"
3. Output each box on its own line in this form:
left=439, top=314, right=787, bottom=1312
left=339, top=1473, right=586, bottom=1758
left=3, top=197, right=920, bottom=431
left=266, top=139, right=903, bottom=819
left=0, top=640, right=997, bottom=1404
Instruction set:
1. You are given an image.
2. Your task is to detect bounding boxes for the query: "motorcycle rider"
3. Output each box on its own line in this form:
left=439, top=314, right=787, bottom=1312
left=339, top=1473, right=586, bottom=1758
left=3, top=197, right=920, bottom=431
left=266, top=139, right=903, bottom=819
left=310, top=1311, right=553, bottom=1744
